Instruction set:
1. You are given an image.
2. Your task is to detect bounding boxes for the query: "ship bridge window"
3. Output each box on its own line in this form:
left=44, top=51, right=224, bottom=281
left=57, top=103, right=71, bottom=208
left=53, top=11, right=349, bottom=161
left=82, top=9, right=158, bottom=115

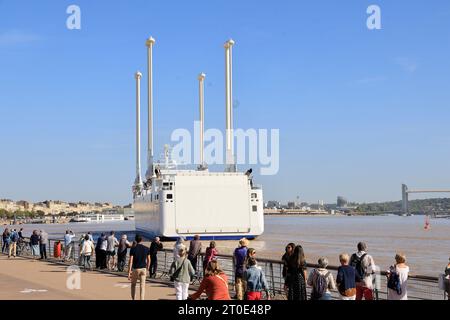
left=166, top=194, right=173, bottom=200
left=251, top=193, right=257, bottom=199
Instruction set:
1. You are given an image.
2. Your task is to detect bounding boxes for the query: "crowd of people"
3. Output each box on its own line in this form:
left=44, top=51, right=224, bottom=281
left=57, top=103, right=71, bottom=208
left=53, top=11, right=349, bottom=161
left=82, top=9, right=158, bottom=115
left=2, top=227, right=48, bottom=260
left=278, top=241, right=409, bottom=300
left=2, top=228, right=450, bottom=301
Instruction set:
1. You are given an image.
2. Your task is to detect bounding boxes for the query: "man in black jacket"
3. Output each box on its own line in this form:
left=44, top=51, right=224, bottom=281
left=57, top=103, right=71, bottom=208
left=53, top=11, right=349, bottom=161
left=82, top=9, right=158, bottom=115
left=149, top=236, right=163, bottom=278
left=188, top=235, right=202, bottom=274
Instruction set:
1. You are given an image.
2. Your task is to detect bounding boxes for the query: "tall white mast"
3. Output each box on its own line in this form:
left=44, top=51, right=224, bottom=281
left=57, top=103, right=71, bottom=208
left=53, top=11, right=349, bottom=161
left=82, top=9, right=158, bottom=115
left=198, top=72, right=206, bottom=170
left=224, top=39, right=236, bottom=172
left=145, top=36, right=156, bottom=184
left=134, top=71, right=143, bottom=192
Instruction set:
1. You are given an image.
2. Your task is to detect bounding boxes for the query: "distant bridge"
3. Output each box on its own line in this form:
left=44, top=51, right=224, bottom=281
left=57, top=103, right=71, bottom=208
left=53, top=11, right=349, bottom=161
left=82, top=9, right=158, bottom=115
left=401, top=184, right=450, bottom=214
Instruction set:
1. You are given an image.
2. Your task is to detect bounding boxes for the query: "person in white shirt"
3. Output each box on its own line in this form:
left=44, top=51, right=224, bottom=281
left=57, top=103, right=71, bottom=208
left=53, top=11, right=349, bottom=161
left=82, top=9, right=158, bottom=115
left=350, top=242, right=376, bottom=300
left=386, top=253, right=409, bottom=300
left=106, top=231, right=119, bottom=270
left=63, top=230, right=76, bottom=262
left=173, top=237, right=186, bottom=260
left=80, top=234, right=95, bottom=272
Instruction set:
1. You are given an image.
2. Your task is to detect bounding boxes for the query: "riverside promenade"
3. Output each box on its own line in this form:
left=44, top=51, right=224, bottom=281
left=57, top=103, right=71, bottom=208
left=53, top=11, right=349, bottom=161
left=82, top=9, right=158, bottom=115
left=0, top=254, right=188, bottom=300
left=1, top=237, right=447, bottom=300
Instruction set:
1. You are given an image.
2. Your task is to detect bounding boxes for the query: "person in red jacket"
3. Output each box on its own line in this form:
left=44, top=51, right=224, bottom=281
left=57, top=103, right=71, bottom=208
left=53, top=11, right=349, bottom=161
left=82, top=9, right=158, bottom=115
left=189, top=260, right=231, bottom=300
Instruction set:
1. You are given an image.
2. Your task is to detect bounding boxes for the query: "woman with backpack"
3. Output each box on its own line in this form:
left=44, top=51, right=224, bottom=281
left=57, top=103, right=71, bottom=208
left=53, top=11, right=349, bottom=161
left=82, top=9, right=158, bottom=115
left=307, top=257, right=336, bottom=300
left=286, top=245, right=308, bottom=300
left=386, top=253, right=409, bottom=300
left=169, top=247, right=195, bottom=300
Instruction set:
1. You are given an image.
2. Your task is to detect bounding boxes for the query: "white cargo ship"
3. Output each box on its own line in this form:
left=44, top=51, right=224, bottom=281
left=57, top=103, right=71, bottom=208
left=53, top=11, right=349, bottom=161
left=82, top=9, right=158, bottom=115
left=132, top=37, right=264, bottom=240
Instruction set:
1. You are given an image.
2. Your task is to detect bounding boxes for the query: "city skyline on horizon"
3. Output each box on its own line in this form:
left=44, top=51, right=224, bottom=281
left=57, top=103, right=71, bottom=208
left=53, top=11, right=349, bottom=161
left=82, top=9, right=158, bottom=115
left=1, top=1, right=450, bottom=205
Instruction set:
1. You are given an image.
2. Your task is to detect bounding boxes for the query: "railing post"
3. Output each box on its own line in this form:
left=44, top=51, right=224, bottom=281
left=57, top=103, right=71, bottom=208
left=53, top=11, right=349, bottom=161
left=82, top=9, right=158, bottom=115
left=270, top=262, right=275, bottom=296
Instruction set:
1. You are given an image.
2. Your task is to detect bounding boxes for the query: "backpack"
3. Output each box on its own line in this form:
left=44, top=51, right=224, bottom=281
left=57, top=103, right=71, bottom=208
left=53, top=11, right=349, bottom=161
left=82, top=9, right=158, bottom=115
left=311, top=270, right=330, bottom=300
left=11, top=232, right=19, bottom=242
left=350, top=253, right=367, bottom=280
left=387, top=267, right=402, bottom=295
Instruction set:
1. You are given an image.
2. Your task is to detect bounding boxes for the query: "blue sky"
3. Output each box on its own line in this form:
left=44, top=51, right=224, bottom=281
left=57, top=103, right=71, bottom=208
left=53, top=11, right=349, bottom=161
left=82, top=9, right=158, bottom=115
left=1, top=0, right=450, bottom=205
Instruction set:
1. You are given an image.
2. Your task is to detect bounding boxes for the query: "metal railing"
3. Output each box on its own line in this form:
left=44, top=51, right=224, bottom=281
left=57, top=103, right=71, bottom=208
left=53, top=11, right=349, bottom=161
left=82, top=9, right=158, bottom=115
left=2, top=237, right=448, bottom=300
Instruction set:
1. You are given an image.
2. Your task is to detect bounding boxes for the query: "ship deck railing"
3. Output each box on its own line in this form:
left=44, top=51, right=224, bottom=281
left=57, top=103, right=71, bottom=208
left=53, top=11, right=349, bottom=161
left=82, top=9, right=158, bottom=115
left=1, top=237, right=448, bottom=300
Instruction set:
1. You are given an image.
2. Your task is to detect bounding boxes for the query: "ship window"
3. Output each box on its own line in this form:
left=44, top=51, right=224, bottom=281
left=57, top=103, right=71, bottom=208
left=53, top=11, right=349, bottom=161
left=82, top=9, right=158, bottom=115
left=252, top=205, right=258, bottom=212
left=167, top=194, right=173, bottom=199
left=251, top=193, right=257, bottom=199
left=163, top=182, right=169, bottom=187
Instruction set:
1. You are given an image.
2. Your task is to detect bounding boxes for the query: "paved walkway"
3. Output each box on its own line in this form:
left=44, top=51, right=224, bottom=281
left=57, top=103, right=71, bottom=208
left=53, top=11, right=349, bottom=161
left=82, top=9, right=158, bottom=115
left=0, top=255, right=194, bottom=300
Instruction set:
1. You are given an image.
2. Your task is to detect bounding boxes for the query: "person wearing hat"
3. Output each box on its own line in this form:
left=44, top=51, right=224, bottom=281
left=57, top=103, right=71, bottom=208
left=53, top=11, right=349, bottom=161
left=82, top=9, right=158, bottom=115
left=233, top=238, right=249, bottom=300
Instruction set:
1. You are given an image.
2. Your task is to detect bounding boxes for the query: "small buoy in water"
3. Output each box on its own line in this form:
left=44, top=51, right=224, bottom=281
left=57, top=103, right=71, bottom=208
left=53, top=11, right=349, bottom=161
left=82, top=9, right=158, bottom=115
left=424, top=215, right=431, bottom=230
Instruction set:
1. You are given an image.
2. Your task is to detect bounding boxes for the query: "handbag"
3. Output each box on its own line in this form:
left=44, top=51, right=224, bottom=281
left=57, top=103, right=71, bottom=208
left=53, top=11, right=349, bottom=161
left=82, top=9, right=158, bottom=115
left=215, top=274, right=229, bottom=289
left=170, top=258, right=186, bottom=281
left=438, top=273, right=450, bottom=291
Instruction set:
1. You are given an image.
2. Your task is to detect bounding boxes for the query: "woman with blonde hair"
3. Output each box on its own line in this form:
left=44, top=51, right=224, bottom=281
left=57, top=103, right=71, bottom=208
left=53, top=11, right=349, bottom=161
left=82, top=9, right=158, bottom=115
left=189, top=260, right=231, bottom=300
left=386, top=253, right=409, bottom=300
left=169, top=247, right=195, bottom=300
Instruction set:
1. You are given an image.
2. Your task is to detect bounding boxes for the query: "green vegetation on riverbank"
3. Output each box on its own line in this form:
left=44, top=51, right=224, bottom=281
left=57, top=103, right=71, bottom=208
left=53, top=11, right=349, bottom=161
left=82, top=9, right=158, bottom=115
left=354, top=197, right=450, bottom=214
left=0, top=209, right=46, bottom=220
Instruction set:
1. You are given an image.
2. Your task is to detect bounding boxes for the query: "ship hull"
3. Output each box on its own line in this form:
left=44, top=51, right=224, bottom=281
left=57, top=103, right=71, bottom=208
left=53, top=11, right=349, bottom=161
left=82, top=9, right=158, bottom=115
left=134, top=171, right=264, bottom=241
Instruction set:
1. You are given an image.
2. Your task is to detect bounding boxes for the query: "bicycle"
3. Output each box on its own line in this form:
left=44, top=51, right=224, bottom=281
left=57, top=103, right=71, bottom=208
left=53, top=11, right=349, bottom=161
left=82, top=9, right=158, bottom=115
left=16, top=239, right=31, bottom=256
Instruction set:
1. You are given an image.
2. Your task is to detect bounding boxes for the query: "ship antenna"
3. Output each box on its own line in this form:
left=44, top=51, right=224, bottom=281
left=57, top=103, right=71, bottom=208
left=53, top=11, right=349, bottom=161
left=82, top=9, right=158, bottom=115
left=145, top=36, right=156, bottom=186
left=224, top=39, right=236, bottom=172
left=198, top=72, right=207, bottom=171
left=133, top=71, right=143, bottom=195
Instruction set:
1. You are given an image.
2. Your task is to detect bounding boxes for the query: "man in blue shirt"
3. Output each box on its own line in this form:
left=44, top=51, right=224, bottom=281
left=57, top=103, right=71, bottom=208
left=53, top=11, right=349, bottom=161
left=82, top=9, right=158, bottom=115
left=233, top=238, right=249, bottom=300
left=63, top=230, right=76, bottom=261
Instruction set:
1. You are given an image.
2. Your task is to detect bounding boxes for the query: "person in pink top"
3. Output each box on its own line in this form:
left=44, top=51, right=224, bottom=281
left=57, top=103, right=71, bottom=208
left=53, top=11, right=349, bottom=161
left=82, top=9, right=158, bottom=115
left=203, top=241, right=218, bottom=273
